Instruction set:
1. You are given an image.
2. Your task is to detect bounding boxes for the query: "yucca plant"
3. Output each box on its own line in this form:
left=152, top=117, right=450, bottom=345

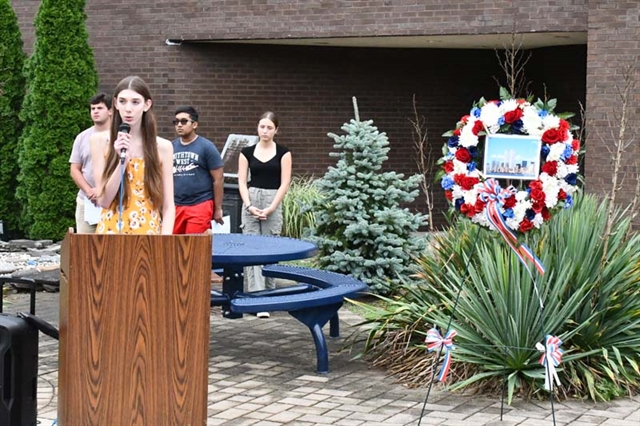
left=351, top=194, right=640, bottom=402
left=541, top=195, right=640, bottom=400
left=281, top=176, right=323, bottom=239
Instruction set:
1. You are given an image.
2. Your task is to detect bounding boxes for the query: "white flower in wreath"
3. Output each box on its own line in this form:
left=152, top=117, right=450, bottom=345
left=546, top=144, right=567, bottom=162
left=452, top=185, right=465, bottom=199
left=499, top=99, right=518, bottom=114
left=521, top=106, right=543, bottom=135
left=459, top=125, right=479, bottom=148
left=453, top=159, right=469, bottom=174
left=560, top=180, right=577, bottom=195
left=472, top=213, right=491, bottom=228
left=480, top=103, right=501, bottom=128
left=542, top=114, right=561, bottom=130
left=533, top=213, right=545, bottom=228
left=463, top=188, right=479, bottom=205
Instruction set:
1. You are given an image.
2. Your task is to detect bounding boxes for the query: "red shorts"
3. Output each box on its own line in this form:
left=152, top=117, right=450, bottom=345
left=173, top=200, right=214, bottom=234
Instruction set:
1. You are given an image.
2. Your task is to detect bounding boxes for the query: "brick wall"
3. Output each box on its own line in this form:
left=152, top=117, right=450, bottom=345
left=10, top=0, right=588, bottom=228
left=151, top=1, right=588, bottom=40
left=11, top=1, right=588, bottom=42
left=585, top=0, right=640, bottom=210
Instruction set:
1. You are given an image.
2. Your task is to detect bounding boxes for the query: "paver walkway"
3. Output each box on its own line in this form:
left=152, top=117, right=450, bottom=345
left=4, top=291, right=639, bottom=425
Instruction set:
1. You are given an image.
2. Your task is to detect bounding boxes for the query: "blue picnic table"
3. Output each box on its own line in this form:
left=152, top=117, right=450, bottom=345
left=211, top=233, right=318, bottom=318
left=210, top=233, right=368, bottom=373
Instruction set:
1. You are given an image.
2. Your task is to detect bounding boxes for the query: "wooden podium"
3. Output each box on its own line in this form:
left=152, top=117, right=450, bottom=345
left=58, top=230, right=212, bottom=425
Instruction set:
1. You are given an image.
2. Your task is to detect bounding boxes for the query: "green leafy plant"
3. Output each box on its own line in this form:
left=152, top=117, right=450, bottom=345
left=281, top=176, right=323, bottom=239
left=352, top=194, right=640, bottom=402
left=0, top=0, right=27, bottom=237
left=17, top=0, right=98, bottom=239
left=307, top=98, right=427, bottom=295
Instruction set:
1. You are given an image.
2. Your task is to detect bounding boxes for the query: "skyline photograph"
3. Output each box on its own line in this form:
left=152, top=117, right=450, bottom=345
left=483, top=134, right=542, bottom=180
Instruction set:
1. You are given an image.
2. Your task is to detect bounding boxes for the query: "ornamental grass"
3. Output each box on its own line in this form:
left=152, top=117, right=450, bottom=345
left=350, top=193, right=640, bottom=402
left=281, top=176, right=323, bottom=239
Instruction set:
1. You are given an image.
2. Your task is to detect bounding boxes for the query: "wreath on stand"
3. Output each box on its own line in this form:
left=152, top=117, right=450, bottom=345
left=423, top=92, right=581, bottom=386
left=439, top=94, right=580, bottom=234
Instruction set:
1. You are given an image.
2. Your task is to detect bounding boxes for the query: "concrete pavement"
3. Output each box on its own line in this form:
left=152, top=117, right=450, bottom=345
left=4, top=291, right=639, bottom=425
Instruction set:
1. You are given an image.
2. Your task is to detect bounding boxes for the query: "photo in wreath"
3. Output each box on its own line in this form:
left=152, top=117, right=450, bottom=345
left=483, top=133, right=542, bottom=180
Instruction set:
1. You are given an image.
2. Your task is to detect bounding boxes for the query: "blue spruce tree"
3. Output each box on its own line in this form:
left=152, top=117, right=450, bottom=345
left=309, top=98, right=426, bottom=294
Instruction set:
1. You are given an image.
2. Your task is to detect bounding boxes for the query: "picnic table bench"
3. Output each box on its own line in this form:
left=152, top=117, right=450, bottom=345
left=211, top=264, right=369, bottom=373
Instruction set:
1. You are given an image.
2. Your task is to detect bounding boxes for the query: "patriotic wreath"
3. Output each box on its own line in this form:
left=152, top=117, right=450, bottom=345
left=440, top=93, right=580, bottom=234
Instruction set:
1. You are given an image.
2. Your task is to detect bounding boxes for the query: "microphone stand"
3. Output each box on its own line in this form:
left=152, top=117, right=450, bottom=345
left=116, top=123, right=130, bottom=235
left=118, top=156, right=125, bottom=234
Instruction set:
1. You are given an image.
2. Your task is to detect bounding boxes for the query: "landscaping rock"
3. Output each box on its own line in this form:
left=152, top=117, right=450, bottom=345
left=13, top=268, right=60, bottom=285
left=8, top=239, right=55, bottom=250
left=0, top=262, right=18, bottom=275
left=0, top=239, right=61, bottom=292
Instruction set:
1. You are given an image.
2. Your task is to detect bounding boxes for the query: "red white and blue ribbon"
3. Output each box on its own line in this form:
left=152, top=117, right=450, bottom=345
left=477, top=179, right=546, bottom=276
left=536, top=335, right=563, bottom=391
left=425, top=328, right=457, bottom=382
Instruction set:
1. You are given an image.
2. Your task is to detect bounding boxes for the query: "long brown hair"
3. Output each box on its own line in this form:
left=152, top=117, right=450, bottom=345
left=101, top=76, right=164, bottom=213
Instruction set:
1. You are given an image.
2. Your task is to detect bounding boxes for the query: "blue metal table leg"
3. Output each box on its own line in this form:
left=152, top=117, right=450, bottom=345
left=309, top=322, right=329, bottom=374
left=329, top=313, right=340, bottom=338
left=289, top=302, right=343, bottom=374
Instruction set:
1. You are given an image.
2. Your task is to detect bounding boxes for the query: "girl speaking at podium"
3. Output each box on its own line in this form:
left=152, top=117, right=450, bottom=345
left=91, top=76, right=175, bottom=235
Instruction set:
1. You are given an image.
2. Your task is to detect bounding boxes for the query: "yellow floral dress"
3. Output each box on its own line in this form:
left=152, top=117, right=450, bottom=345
left=96, top=158, right=161, bottom=234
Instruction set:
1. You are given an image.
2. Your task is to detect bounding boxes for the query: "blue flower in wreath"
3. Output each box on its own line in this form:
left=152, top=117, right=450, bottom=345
left=471, top=107, right=481, bottom=118
left=541, top=145, right=550, bottom=160
left=498, top=116, right=505, bottom=126
left=468, top=146, right=478, bottom=158
left=468, top=162, right=477, bottom=172
left=565, top=173, right=578, bottom=185
left=454, top=198, right=464, bottom=210
left=511, top=119, right=524, bottom=134
left=503, top=208, right=515, bottom=219
left=561, top=144, right=573, bottom=161
left=565, top=194, right=574, bottom=208
left=538, top=109, right=549, bottom=119
left=448, top=136, right=459, bottom=148
left=525, top=209, right=536, bottom=221
left=441, top=175, right=454, bottom=190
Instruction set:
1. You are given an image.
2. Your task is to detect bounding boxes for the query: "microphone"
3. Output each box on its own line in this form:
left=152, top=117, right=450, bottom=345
left=118, top=123, right=130, bottom=164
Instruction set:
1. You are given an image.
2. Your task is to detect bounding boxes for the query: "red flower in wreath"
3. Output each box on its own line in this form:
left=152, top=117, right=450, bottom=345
left=519, top=219, right=534, bottom=232
left=542, top=128, right=564, bottom=144
left=504, top=108, right=523, bottom=124
left=541, top=161, right=558, bottom=176
left=455, top=148, right=472, bottom=163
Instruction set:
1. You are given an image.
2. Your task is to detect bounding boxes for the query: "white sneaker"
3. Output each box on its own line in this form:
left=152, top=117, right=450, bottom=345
left=256, top=312, right=270, bottom=319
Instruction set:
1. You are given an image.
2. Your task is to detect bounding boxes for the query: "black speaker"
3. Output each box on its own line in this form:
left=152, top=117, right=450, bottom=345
left=0, top=277, right=40, bottom=426
left=0, top=314, right=38, bottom=426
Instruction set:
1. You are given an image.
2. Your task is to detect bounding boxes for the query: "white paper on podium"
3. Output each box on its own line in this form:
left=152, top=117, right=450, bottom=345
left=212, top=216, right=231, bottom=234
left=83, top=198, right=102, bottom=225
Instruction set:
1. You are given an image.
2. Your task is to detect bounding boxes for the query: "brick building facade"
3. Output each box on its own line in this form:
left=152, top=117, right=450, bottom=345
left=10, top=1, right=639, bottom=227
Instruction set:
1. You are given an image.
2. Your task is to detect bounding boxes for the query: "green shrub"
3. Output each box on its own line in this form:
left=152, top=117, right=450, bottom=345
left=282, top=176, right=323, bottom=239
left=17, top=0, right=98, bottom=239
left=307, top=99, right=427, bottom=295
left=353, top=194, right=640, bottom=402
left=0, top=0, right=26, bottom=237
